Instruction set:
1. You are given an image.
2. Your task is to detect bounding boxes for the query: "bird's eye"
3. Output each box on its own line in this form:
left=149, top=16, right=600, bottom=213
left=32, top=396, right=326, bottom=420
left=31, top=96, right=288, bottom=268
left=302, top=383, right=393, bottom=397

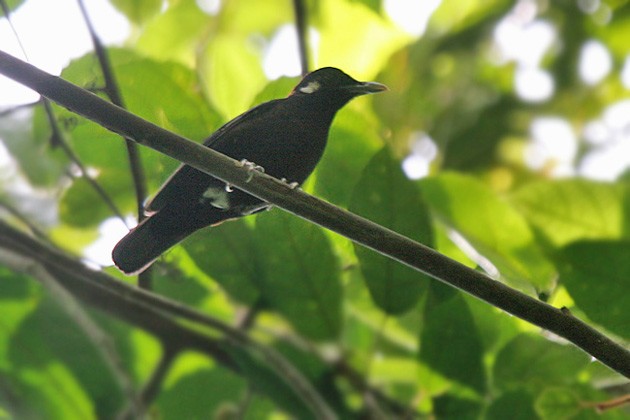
left=299, top=81, right=320, bottom=94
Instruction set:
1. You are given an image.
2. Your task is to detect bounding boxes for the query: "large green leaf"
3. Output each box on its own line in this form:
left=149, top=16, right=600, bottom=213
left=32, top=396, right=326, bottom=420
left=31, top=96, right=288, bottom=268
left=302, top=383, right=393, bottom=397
left=200, top=33, right=267, bottom=120
left=349, top=148, right=432, bottom=314
left=254, top=211, right=342, bottom=340
left=422, top=173, right=556, bottom=293
left=314, top=0, right=412, bottom=77
left=314, top=106, right=383, bottom=206
left=493, top=334, right=590, bottom=390
left=420, top=288, right=486, bottom=393
left=557, top=240, right=630, bottom=339
left=511, top=179, right=630, bottom=248
left=156, top=360, right=246, bottom=418
left=183, top=219, right=261, bottom=305
left=8, top=300, right=120, bottom=419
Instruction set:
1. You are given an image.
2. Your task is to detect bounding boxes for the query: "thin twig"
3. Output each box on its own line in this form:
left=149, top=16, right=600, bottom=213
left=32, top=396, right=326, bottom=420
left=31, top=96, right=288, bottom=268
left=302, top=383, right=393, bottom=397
left=0, top=101, right=39, bottom=117
left=76, top=0, right=148, bottom=223
left=292, top=0, right=310, bottom=75
left=42, top=99, right=128, bottom=224
left=0, top=200, right=49, bottom=241
left=117, top=347, right=176, bottom=420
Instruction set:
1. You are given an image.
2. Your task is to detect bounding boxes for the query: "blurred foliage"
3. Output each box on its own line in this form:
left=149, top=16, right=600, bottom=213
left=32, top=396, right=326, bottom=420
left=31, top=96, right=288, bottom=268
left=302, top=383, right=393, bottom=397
left=1, top=0, right=629, bottom=418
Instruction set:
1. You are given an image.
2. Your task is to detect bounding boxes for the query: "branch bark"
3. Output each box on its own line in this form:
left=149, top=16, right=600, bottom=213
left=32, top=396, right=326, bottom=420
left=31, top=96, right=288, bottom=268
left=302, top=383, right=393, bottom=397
left=0, top=50, right=628, bottom=377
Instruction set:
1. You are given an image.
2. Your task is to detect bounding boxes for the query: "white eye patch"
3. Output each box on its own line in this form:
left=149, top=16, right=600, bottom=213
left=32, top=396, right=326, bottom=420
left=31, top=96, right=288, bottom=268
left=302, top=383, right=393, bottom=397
left=299, top=81, right=320, bottom=94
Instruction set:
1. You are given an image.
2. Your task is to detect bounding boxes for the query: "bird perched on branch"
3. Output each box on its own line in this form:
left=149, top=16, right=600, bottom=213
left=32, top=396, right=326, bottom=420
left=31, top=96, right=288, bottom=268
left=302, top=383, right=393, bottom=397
left=112, top=67, right=387, bottom=274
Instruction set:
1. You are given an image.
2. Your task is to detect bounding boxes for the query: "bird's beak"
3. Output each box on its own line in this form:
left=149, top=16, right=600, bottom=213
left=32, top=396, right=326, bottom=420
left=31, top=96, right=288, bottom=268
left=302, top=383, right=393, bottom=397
left=347, top=81, right=389, bottom=95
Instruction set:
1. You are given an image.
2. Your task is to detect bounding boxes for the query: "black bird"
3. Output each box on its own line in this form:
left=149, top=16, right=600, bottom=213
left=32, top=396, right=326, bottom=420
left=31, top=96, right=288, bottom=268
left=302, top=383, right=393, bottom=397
left=112, top=67, right=387, bottom=274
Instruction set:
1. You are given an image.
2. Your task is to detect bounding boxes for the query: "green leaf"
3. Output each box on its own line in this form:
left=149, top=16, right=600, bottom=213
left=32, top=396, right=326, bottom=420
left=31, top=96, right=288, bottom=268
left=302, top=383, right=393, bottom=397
left=420, top=290, right=486, bottom=393
left=510, top=179, right=629, bottom=248
left=157, top=361, right=245, bottom=418
left=183, top=220, right=261, bottom=305
left=493, top=334, right=590, bottom=390
left=0, top=268, right=39, bottom=370
left=421, top=172, right=556, bottom=292
left=254, top=211, right=342, bottom=340
left=314, top=106, right=383, bottom=206
left=349, top=148, right=432, bottom=314
left=57, top=49, right=221, bottom=222
left=487, top=390, right=538, bottom=420
left=7, top=301, right=118, bottom=419
left=432, top=394, right=482, bottom=420
left=557, top=240, right=630, bottom=339
left=200, top=33, right=267, bottom=119
left=0, top=108, right=65, bottom=186
left=534, top=388, right=580, bottom=420
left=136, top=0, right=210, bottom=65
left=59, top=172, right=128, bottom=228
left=315, top=0, right=412, bottom=77
left=225, top=342, right=314, bottom=418
left=110, top=0, right=161, bottom=24
left=0, top=0, right=27, bottom=13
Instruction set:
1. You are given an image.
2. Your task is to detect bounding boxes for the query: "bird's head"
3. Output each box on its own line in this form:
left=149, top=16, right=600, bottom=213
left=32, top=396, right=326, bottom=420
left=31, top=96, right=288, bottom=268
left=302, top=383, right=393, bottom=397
left=290, top=67, right=387, bottom=109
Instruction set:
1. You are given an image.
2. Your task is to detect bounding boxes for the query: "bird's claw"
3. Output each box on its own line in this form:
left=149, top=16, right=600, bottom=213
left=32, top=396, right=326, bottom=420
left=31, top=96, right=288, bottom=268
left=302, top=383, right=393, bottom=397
left=237, top=159, right=265, bottom=183
left=280, top=178, right=300, bottom=189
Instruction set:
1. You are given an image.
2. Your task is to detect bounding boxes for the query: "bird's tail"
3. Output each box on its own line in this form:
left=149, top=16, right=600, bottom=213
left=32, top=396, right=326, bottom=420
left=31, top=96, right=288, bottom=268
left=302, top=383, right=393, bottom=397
left=112, top=207, right=208, bottom=275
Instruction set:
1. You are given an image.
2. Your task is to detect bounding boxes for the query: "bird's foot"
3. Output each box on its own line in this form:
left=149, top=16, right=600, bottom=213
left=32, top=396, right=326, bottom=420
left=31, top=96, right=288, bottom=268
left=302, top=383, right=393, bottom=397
left=280, top=178, right=300, bottom=189
left=237, top=159, right=265, bottom=182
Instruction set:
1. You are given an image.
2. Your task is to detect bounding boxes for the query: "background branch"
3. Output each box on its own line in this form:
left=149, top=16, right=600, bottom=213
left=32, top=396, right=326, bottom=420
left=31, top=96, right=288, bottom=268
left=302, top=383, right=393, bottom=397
left=0, top=220, right=338, bottom=419
left=292, top=0, right=310, bottom=75
left=76, top=0, right=147, bottom=222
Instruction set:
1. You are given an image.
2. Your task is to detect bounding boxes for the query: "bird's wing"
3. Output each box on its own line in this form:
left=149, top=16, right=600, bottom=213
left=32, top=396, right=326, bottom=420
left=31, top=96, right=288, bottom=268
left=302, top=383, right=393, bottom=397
left=146, top=99, right=283, bottom=212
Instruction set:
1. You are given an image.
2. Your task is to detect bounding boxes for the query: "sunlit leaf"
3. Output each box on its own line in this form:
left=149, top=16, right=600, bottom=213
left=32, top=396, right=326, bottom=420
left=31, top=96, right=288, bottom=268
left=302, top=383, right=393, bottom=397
left=136, top=0, right=209, bottom=65
left=315, top=0, right=412, bottom=77
left=511, top=179, right=629, bottom=248
left=200, top=34, right=267, bottom=119
left=422, top=173, right=556, bottom=293
left=110, top=0, right=161, bottom=24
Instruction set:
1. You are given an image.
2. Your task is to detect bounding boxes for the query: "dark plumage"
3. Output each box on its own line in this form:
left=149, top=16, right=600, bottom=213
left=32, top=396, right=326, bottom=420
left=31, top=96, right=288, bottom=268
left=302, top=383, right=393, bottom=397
left=112, top=67, right=387, bottom=274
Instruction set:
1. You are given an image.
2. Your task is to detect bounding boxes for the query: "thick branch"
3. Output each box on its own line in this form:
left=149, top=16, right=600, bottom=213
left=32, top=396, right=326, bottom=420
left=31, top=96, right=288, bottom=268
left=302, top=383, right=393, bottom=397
left=0, top=50, right=628, bottom=377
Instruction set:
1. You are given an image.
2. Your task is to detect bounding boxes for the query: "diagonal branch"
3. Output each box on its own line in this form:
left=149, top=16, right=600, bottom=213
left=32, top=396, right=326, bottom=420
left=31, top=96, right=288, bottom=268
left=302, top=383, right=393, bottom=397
left=0, top=50, right=628, bottom=378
